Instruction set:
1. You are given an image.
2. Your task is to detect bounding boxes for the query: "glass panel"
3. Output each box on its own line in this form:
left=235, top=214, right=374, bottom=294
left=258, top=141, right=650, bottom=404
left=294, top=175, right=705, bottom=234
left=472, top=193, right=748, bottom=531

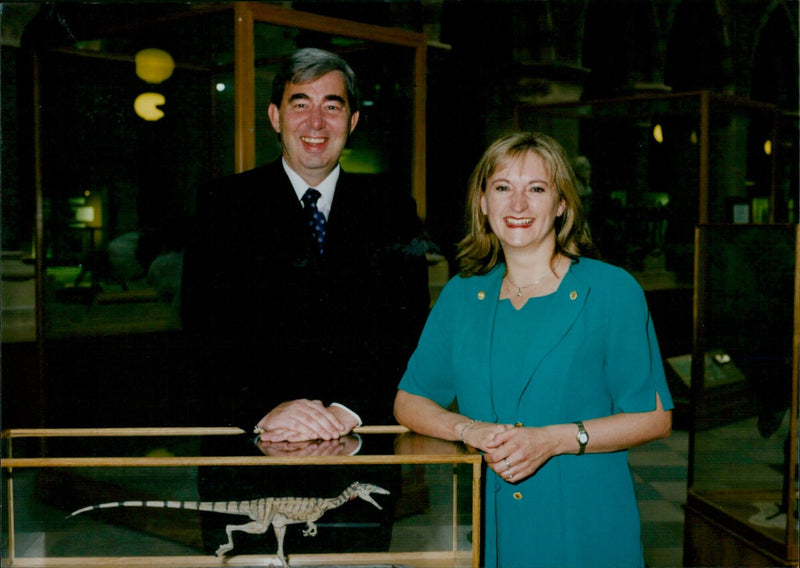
left=777, top=112, right=799, bottom=223
left=37, top=9, right=233, bottom=338
left=33, top=9, right=420, bottom=340
left=2, top=431, right=476, bottom=564
left=26, top=6, right=424, bottom=431
left=1, top=43, right=37, bottom=344
left=692, top=224, right=798, bottom=549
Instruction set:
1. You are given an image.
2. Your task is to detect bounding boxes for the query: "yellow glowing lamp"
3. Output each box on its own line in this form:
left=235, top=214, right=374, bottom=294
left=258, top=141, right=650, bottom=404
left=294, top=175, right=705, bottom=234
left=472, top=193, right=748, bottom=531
left=763, top=139, right=772, bottom=156
left=135, top=48, right=175, bottom=84
left=134, top=92, right=166, bottom=121
left=652, top=123, right=664, bottom=144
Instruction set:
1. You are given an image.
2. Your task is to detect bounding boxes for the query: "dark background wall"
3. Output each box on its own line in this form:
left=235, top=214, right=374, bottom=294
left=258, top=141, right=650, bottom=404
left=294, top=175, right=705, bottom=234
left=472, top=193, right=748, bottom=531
left=1, top=0, right=797, bottom=429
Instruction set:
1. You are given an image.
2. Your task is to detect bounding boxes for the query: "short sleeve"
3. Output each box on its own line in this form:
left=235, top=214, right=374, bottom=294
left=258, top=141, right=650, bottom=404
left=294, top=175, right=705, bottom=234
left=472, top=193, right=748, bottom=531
left=604, top=273, right=674, bottom=413
left=398, top=279, right=460, bottom=409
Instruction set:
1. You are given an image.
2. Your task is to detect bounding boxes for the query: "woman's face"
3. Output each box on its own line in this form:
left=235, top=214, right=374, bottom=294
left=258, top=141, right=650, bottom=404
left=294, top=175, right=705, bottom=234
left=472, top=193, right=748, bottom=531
left=480, top=150, right=565, bottom=252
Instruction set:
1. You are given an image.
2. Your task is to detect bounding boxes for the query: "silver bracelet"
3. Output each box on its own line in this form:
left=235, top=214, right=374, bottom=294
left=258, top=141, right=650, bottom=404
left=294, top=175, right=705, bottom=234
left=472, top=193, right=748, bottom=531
left=458, top=419, right=477, bottom=442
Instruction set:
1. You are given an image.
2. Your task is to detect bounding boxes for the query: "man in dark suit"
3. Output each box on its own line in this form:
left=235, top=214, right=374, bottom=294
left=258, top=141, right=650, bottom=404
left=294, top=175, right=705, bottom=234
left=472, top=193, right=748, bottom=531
left=182, top=47, right=430, bottom=436
left=181, top=48, right=431, bottom=556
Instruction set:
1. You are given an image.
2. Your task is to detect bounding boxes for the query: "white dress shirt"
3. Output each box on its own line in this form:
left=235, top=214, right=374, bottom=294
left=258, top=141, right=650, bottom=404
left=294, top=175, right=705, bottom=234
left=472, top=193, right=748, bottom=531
left=282, top=158, right=339, bottom=220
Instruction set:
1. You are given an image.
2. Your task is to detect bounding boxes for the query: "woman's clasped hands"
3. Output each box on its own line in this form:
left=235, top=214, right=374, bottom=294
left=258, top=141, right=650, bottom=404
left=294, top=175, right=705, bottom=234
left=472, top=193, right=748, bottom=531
left=478, top=424, right=561, bottom=484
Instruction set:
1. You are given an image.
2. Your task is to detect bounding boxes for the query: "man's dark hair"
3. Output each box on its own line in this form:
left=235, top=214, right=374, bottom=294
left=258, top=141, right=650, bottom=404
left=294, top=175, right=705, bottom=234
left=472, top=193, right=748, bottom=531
left=271, top=47, right=360, bottom=112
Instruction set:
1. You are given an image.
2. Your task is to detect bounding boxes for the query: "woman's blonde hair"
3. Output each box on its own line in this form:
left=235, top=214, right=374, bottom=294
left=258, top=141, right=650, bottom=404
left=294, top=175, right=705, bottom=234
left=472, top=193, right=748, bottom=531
left=456, top=131, right=596, bottom=276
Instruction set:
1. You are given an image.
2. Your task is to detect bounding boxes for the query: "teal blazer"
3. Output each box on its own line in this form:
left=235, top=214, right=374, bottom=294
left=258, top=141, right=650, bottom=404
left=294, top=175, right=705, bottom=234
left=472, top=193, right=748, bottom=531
left=399, top=257, right=674, bottom=568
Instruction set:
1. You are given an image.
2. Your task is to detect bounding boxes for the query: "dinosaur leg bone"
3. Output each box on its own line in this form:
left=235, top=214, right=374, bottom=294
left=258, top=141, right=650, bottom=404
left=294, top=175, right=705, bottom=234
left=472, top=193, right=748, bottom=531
left=215, top=520, right=268, bottom=557
left=272, top=523, right=289, bottom=568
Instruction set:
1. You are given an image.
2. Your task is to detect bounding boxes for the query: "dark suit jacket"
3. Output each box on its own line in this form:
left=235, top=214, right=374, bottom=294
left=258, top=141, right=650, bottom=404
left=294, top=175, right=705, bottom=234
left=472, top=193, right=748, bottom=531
left=181, top=159, right=431, bottom=429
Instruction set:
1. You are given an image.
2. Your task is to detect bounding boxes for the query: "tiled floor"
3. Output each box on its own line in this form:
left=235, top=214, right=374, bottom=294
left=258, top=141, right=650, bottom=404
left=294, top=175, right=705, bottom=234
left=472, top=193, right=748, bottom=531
left=630, top=428, right=690, bottom=568
left=632, top=409, right=796, bottom=568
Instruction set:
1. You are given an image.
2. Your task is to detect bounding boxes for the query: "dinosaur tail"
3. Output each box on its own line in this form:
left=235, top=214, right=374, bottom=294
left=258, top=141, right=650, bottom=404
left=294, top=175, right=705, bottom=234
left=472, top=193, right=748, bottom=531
left=66, top=500, right=253, bottom=519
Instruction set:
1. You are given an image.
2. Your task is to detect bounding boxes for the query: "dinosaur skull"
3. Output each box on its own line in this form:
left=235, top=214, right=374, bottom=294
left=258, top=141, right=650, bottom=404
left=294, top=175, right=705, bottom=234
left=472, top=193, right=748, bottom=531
left=349, top=482, right=390, bottom=510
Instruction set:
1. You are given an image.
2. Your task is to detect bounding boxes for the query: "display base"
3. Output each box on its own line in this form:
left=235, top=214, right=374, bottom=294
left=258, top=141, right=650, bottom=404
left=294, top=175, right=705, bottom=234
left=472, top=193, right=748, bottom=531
left=683, top=490, right=798, bottom=567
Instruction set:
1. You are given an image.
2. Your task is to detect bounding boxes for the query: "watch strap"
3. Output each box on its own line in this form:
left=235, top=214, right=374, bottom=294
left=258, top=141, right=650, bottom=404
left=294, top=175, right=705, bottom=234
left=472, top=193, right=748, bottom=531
left=574, top=421, right=588, bottom=455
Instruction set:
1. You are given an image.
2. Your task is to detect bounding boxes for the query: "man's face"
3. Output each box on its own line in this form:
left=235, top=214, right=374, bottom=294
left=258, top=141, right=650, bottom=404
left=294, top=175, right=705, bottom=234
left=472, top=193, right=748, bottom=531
left=268, top=70, right=360, bottom=187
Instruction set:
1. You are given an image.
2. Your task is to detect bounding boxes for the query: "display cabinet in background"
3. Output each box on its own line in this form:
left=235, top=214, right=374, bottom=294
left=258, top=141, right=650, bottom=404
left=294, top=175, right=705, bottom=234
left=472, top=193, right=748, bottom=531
left=2, top=427, right=481, bottom=568
left=517, top=91, right=795, bottom=285
left=683, top=224, right=798, bottom=567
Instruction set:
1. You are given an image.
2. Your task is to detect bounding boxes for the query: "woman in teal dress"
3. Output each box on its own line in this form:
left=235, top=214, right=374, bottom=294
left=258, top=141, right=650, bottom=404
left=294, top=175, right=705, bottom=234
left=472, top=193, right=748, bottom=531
left=394, top=132, right=673, bottom=568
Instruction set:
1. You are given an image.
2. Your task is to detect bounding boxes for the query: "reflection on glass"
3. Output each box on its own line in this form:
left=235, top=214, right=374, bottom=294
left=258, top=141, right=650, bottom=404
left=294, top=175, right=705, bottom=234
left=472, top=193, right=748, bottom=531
left=37, top=12, right=419, bottom=340
left=692, top=224, right=798, bottom=547
left=39, top=10, right=230, bottom=338
left=2, top=431, right=476, bottom=563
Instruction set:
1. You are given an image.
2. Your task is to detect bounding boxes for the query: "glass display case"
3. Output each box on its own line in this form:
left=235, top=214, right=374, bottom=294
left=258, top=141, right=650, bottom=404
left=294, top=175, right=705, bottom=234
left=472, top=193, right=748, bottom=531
left=8, top=2, right=430, bottom=431
left=27, top=2, right=427, bottom=340
left=2, top=426, right=481, bottom=567
left=683, top=224, right=798, bottom=567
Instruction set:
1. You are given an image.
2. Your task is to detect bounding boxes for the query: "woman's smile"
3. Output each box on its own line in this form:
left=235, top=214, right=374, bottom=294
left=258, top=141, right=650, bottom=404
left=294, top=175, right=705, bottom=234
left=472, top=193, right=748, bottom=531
left=505, top=216, right=534, bottom=228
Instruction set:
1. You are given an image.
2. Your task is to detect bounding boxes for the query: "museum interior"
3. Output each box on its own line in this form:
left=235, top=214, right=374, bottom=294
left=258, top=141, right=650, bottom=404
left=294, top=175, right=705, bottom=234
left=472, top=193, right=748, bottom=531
left=1, top=1, right=798, bottom=567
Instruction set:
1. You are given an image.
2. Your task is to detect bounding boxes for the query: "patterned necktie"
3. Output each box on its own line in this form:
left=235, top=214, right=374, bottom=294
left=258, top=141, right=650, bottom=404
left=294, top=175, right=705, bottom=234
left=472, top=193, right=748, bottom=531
left=302, top=188, right=326, bottom=256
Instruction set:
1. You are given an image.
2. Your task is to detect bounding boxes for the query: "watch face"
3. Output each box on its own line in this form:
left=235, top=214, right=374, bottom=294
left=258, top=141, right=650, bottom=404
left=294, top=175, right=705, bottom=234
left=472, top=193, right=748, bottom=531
left=578, top=431, right=589, bottom=444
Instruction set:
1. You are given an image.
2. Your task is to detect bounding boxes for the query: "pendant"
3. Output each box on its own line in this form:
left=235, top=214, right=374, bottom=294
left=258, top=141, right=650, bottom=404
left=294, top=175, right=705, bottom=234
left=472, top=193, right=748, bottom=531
left=517, top=288, right=523, bottom=297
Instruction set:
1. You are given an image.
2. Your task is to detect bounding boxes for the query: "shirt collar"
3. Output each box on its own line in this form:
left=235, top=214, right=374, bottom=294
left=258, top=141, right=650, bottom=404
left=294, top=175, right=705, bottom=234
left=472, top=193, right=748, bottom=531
left=282, top=158, right=340, bottom=219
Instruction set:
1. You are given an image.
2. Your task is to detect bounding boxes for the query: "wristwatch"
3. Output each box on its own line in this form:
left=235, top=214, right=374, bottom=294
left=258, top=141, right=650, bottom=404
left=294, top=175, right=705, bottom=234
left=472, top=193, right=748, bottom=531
left=574, top=421, right=589, bottom=455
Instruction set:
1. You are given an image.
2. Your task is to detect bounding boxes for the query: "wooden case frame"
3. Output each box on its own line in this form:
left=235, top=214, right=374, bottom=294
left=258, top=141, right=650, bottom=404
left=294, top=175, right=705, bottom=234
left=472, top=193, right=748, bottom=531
left=2, top=426, right=482, bottom=567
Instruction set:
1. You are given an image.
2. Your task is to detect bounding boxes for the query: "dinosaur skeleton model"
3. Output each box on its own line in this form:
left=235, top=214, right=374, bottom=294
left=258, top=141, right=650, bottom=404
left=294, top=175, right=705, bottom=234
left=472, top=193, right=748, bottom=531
left=67, top=481, right=390, bottom=567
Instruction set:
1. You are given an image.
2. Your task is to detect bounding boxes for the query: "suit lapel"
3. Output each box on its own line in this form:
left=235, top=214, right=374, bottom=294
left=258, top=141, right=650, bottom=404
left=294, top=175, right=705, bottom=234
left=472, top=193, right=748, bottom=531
left=250, top=160, right=305, bottom=224
left=249, top=160, right=312, bottom=262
